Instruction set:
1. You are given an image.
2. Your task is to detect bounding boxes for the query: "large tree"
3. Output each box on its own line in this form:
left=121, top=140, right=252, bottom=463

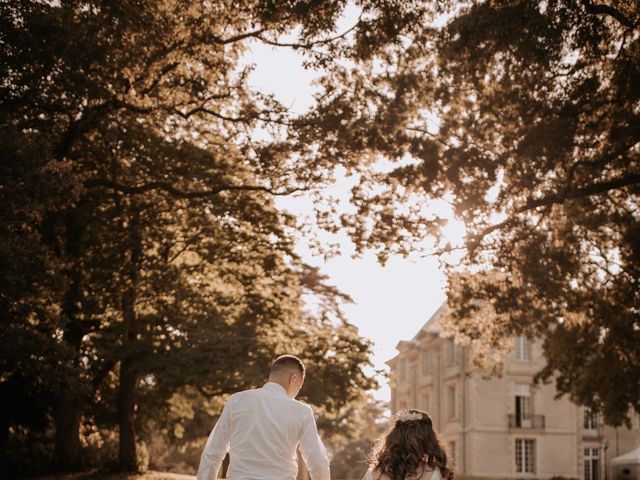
left=297, top=0, right=639, bottom=425
left=0, top=0, right=379, bottom=473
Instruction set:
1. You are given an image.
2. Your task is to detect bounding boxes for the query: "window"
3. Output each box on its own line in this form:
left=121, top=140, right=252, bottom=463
left=515, top=439, right=535, bottom=473
left=421, top=351, right=431, bottom=375
left=421, top=393, right=430, bottom=411
left=584, top=448, right=599, bottom=480
left=399, top=359, right=406, bottom=381
left=449, top=441, right=457, bottom=466
left=584, top=409, right=598, bottom=430
left=515, top=384, right=533, bottom=427
left=447, top=384, right=457, bottom=420
left=446, top=339, right=457, bottom=366
left=515, top=335, right=532, bottom=361
left=410, top=365, right=417, bottom=407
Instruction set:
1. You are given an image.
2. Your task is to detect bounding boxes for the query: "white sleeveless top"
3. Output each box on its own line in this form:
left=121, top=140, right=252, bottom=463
left=364, top=467, right=442, bottom=480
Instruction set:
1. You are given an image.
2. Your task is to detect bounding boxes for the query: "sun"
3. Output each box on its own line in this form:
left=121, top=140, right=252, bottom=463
left=417, top=196, right=467, bottom=250
left=441, top=216, right=467, bottom=248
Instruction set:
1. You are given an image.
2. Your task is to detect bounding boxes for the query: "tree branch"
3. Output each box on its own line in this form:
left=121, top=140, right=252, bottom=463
left=468, top=172, right=640, bottom=251
left=85, top=178, right=308, bottom=198
left=169, top=104, right=306, bottom=127
left=53, top=101, right=114, bottom=158
left=171, top=106, right=252, bottom=122
left=407, top=126, right=452, bottom=149
left=582, top=0, right=638, bottom=30
left=92, top=359, right=118, bottom=395
left=257, top=15, right=362, bottom=49
left=139, top=61, right=180, bottom=95
left=210, top=28, right=267, bottom=45
left=167, top=228, right=205, bottom=264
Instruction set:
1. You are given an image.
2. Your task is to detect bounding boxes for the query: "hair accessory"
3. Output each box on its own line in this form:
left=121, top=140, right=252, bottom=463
left=396, top=410, right=423, bottom=423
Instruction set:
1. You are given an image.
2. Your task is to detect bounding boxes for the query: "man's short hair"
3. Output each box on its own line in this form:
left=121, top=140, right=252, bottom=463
left=271, top=355, right=305, bottom=377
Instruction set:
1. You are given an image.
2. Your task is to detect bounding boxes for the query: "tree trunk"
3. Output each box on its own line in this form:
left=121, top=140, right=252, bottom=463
left=51, top=209, right=85, bottom=471
left=117, top=206, right=142, bottom=472
left=118, top=356, right=138, bottom=472
left=53, top=392, right=82, bottom=470
left=0, top=412, right=9, bottom=459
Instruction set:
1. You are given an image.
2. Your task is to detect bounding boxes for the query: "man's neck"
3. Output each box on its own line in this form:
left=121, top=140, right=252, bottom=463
left=267, top=379, right=290, bottom=396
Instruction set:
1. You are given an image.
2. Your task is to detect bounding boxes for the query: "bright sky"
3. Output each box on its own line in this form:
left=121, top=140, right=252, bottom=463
left=243, top=13, right=455, bottom=401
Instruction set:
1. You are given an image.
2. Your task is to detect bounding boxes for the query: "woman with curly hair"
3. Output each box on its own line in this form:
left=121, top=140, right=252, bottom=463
left=363, top=409, right=455, bottom=480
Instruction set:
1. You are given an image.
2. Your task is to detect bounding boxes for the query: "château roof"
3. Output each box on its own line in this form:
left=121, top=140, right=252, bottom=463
left=386, top=303, right=448, bottom=366
left=410, top=303, right=448, bottom=340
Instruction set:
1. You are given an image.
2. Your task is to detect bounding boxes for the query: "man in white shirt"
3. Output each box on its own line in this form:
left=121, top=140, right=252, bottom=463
left=196, top=354, right=331, bottom=480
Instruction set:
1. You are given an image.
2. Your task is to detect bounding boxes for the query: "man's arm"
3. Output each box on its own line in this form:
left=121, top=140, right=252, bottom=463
left=299, top=406, right=330, bottom=480
left=196, top=396, right=234, bottom=480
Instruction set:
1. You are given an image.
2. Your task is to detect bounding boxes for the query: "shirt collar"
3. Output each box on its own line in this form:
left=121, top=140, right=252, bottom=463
left=263, top=381, right=289, bottom=397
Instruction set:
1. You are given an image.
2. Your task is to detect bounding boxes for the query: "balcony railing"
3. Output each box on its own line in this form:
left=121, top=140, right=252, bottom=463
left=583, top=426, right=604, bottom=438
left=508, top=414, right=545, bottom=429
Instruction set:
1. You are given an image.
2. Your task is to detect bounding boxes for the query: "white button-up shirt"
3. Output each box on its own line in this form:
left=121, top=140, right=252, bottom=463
left=197, top=382, right=330, bottom=480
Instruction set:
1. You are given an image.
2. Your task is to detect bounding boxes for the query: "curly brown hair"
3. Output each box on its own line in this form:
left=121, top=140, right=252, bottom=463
left=367, top=409, right=454, bottom=480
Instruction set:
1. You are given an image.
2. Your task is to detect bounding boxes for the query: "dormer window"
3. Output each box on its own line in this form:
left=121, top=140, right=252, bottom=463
left=584, top=409, right=598, bottom=430
left=515, top=335, right=531, bottom=361
left=446, top=338, right=457, bottom=366
left=422, top=351, right=431, bottom=374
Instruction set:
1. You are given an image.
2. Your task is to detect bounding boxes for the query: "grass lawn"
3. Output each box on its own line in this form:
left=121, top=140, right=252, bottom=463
left=33, top=471, right=195, bottom=480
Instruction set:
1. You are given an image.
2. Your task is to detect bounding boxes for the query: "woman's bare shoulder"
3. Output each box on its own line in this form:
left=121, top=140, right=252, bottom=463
left=368, top=465, right=439, bottom=480
left=367, top=469, right=388, bottom=480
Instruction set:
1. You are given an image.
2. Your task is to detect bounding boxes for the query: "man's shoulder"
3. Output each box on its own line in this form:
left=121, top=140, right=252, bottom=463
left=228, top=387, right=260, bottom=402
left=292, top=398, right=314, bottom=415
left=232, top=387, right=262, bottom=396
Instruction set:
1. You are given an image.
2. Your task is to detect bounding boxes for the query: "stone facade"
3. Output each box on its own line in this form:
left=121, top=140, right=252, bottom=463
left=387, top=305, right=640, bottom=480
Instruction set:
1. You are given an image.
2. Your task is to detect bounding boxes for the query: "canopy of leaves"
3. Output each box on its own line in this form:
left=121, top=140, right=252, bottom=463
left=292, top=0, right=639, bottom=425
left=0, top=0, right=379, bottom=472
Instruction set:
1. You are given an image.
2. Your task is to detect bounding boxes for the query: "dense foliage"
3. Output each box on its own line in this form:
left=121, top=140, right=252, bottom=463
left=0, top=1, right=378, bottom=474
left=297, top=0, right=639, bottom=426
left=2, top=1, right=638, bottom=476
